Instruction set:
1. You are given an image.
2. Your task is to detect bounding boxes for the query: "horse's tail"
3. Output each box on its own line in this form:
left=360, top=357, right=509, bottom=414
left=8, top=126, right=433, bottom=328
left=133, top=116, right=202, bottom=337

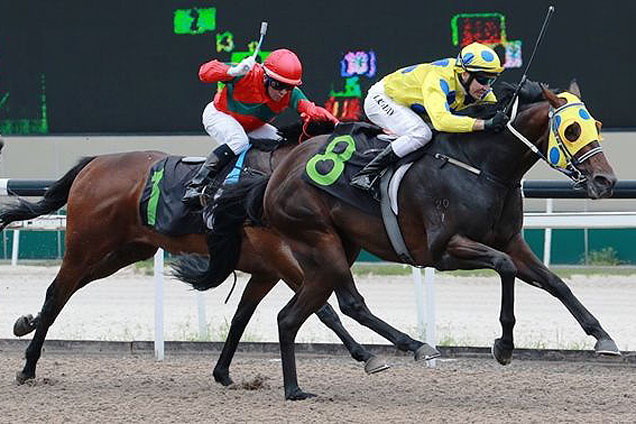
left=172, top=174, right=270, bottom=291
left=0, top=156, right=96, bottom=231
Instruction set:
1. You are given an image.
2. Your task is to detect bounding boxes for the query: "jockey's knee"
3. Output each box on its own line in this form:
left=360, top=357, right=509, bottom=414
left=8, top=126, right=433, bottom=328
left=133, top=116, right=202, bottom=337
left=411, top=124, right=433, bottom=142
left=391, top=132, right=431, bottom=157
left=224, top=136, right=250, bottom=155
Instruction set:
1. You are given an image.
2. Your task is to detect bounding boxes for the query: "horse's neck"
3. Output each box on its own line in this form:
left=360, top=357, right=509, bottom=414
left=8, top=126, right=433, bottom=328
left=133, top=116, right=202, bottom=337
left=441, top=102, right=550, bottom=184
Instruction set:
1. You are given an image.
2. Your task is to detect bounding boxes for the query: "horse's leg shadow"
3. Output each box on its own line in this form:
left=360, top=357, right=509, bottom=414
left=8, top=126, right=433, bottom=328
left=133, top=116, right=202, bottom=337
left=15, top=242, right=157, bottom=384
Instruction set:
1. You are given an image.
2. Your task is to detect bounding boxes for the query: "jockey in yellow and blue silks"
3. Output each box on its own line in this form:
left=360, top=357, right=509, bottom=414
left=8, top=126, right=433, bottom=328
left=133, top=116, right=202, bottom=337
left=351, top=42, right=509, bottom=191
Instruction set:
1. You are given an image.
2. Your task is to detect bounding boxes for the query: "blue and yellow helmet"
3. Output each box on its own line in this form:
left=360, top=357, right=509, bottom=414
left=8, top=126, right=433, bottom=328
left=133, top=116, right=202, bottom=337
left=455, top=42, right=504, bottom=75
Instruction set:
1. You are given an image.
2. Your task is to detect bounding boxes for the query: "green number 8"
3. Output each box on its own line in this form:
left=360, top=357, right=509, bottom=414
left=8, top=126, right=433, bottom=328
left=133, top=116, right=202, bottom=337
left=306, top=135, right=356, bottom=186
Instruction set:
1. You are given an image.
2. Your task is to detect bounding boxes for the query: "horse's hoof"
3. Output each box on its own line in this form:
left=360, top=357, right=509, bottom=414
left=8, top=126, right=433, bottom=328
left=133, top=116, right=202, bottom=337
left=213, top=371, right=234, bottom=386
left=364, top=356, right=391, bottom=374
left=595, top=339, right=621, bottom=356
left=285, top=387, right=317, bottom=401
left=13, top=314, right=37, bottom=337
left=414, top=343, right=441, bottom=361
left=491, top=338, right=513, bottom=365
left=16, top=371, right=34, bottom=385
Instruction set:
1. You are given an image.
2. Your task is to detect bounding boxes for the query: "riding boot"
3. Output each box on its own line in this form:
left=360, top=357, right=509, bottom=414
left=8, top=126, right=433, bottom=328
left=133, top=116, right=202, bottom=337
left=182, top=144, right=236, bottom=206
left=350, top=144, right=400, bottom=191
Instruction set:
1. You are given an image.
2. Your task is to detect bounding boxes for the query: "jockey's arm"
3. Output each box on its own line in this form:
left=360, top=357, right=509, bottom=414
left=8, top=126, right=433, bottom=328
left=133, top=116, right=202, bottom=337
left=295, top=88, right=338, bottom=124
left=422, top=73, right=478, bottom=133
left=198, top=59, right=235, bottom=83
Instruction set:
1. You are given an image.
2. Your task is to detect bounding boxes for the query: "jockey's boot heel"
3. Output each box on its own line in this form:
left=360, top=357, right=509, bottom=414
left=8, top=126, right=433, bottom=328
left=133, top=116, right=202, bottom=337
left=350, top=144, right=400, bottom=191
left=182, top=144, right=236, bottom=206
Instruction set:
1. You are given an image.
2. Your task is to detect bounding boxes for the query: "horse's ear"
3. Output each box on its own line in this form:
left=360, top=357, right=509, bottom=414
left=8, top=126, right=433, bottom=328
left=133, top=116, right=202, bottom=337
left=541, top=83, right=565, bottom=108
left=568, top=79, right=582, bottom=98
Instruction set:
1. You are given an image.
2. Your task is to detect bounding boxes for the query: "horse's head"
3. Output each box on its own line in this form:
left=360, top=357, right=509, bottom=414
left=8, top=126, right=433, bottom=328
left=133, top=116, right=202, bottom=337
left=540, top=81, right=616, bottom=198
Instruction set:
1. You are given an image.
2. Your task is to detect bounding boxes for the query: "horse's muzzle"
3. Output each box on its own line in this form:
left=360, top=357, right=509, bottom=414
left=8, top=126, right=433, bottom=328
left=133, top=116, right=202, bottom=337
left=587, top=174, right=617, bottom=199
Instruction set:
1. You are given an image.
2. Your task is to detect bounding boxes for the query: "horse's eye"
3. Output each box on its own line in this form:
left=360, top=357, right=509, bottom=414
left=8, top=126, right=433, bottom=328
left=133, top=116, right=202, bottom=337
left=564, top=122, right=581, bottom=142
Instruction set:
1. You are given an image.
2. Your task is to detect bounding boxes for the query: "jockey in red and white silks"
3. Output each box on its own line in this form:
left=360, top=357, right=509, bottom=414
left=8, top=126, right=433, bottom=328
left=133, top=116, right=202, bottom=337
left=183, top=48, right=337, bottom=205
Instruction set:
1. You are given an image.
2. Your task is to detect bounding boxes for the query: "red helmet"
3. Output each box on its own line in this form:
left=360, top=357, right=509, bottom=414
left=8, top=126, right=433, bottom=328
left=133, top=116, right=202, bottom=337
left=263, top=49, right=303, bottom=86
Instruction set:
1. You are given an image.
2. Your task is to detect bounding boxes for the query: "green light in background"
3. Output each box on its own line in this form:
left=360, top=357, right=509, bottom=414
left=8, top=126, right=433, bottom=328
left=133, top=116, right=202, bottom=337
left=230, top=51, right=270, bottom=64
left=0, top=74, right=48, bottom=135
left=216, top=31, right=234, bottom=52
left=174, top=7, right=216, bottom=35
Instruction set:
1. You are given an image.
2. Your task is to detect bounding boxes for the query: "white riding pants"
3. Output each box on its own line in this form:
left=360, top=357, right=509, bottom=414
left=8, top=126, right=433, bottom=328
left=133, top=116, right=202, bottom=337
left=202, top=101, right=281, bottom=155
left=363, top=81, right=433, bottom=158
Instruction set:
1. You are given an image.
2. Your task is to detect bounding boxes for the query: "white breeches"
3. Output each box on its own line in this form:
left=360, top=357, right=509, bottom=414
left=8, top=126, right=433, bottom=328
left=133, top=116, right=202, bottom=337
left=202, top=102, right=281, bottom=155
left=363, top=81, right=433, bottom=158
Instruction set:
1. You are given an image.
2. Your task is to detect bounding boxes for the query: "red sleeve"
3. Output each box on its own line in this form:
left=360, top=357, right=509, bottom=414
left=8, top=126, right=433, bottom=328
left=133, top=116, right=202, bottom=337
left=198, top=60, right=234, bottom=83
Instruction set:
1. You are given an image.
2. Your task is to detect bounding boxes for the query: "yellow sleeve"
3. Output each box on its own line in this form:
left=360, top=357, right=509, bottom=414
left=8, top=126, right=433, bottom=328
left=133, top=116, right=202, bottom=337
left=422, top=73, right=476, bottom=133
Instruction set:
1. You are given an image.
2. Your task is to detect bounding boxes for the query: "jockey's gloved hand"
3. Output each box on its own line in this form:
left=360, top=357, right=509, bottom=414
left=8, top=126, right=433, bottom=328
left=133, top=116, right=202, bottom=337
left=298, top=100, right=339, bottom=124
left=484, top=110, right=509, bottom=132
left=227, top=56, right=256, bottom=77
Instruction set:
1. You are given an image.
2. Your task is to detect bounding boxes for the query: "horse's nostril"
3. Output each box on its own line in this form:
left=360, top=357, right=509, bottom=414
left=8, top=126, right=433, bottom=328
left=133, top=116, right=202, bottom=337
left=594, top=175, right=616, bottom=190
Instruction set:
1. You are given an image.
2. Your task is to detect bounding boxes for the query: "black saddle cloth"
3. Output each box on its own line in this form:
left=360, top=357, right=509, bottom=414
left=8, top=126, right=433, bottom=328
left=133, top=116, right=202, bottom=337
left=139, top=154, right=243, bottom=236
left=302, top=122, right=422, bottom=216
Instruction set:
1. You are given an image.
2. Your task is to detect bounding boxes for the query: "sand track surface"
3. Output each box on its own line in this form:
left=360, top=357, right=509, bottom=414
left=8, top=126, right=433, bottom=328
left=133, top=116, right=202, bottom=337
left=1, top=350, right=635, bottom=423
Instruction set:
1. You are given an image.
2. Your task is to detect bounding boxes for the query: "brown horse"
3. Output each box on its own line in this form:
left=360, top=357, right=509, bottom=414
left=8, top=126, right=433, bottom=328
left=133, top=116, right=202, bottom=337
left=187, top=81, right=620, bottom=400
left=0, top=123, right=437, bottom=385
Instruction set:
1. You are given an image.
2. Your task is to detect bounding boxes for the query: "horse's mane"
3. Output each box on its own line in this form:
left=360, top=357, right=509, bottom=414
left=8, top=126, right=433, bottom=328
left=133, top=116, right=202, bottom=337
left=457, top=79, right=555, bottom=120
left=249, top=120, right=336, bottom=151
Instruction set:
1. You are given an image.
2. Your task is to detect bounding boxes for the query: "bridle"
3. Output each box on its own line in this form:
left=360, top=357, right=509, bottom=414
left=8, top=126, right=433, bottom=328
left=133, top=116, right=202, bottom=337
left=505, top=97, right=602, bottom=186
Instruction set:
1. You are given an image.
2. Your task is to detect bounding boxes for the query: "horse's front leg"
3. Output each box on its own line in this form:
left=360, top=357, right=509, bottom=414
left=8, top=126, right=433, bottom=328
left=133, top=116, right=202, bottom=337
left=505, top=234, right=620, bottom=356
left=436, top=234, right=517, bottom=365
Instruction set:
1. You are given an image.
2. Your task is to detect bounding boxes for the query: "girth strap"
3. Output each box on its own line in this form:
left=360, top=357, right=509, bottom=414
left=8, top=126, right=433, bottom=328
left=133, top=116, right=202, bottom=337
left=379, top=167, right=416, bottom=265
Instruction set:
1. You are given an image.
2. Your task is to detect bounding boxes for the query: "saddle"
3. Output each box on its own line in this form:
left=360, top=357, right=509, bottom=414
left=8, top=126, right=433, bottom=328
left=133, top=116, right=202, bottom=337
left=302, top=122, right=425, bottom=264
left=139, top=140, right=276, bottom=236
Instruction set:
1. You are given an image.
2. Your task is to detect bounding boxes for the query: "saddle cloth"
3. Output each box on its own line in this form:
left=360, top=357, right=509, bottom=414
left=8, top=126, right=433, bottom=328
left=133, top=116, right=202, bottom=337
left=301, top=122, right=419, bottom=217
left=139, top=153, right=244, bottom=236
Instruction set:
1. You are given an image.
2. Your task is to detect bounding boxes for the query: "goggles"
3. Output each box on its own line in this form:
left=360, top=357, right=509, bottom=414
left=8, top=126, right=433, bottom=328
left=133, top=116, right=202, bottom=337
left=266, top=77, right=294, bottom=92
left=473, top=73, right=497, bottom=86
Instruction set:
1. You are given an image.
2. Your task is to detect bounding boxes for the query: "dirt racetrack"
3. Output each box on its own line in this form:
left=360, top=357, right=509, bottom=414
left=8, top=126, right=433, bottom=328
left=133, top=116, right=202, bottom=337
left=1, top=347, right=635, bottom=423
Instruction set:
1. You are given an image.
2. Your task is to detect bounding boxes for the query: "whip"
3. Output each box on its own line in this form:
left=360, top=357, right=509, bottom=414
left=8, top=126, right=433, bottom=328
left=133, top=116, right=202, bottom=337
left=504, top=6, right=555, bottom=114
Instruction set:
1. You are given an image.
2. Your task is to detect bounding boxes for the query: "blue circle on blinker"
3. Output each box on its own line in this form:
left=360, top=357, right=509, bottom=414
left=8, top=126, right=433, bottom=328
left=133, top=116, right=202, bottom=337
left=579, top=108, right=590, bottom=120
left=481, top=50, right=495, bottom=62
left=550, top=147, right=561, bottom=164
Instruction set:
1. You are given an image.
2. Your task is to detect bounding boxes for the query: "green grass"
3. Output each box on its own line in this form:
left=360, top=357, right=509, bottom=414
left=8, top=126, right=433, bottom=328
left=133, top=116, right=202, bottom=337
left=352, top=262, right=636, bottom=278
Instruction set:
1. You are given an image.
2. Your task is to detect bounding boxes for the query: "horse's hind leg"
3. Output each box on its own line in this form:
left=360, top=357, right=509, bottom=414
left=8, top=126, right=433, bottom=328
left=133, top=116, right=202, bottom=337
left=213, top=274, right=278, bottom=386
left=313, top=303, right=391, bottom=373
left=17, top=242, right=157, bottom=384
left=241, top=227, right=382, bottom=374
left=215, top=280, right=384, bottom=385
left=334, top=283, right=440, bottom=361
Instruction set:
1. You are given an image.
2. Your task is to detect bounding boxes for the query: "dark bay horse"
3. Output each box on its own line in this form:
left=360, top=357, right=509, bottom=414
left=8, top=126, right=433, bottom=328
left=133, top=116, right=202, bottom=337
left=189, top=81, right=620, bottom=400
left=0, top=123, right=437, bottom=386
